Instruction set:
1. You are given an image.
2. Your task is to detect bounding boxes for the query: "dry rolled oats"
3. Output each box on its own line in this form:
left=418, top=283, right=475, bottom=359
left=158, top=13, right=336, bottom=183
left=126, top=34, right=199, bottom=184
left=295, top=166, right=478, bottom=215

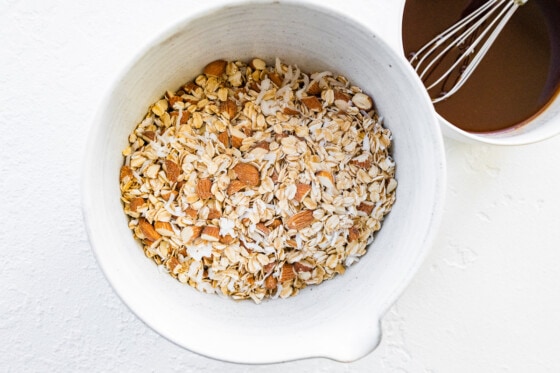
left=120, top=58, right=397, bottom=303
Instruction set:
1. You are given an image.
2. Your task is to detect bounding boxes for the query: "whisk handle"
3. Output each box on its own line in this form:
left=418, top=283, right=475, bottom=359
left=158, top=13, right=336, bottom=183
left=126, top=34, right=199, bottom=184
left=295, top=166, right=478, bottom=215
left=513, top=0, right=528, bottom=6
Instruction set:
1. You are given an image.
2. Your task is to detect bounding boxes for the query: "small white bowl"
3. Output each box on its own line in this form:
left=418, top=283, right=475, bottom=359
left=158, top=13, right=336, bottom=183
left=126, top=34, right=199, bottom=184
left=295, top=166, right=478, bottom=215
left=82, top=1, right=446, bottom=363
left=394, top=1, right=560, bottom=146
left=437, top=95, right=560, bottom=145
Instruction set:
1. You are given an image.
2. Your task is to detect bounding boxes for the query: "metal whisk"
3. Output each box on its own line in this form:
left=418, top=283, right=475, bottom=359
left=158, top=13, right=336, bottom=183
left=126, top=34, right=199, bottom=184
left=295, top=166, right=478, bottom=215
left=409, top=0, right=528, bottom=103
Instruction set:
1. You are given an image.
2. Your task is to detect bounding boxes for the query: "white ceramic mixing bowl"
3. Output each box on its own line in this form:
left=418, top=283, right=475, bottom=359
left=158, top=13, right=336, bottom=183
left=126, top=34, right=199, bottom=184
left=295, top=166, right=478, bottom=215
left=82, top=1, right=446, bottom=363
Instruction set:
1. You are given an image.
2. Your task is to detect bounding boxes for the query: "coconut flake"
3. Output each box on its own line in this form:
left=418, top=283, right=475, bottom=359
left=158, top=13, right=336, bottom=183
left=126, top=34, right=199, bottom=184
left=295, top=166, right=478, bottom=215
left=187, top=242, right=213, bottom=261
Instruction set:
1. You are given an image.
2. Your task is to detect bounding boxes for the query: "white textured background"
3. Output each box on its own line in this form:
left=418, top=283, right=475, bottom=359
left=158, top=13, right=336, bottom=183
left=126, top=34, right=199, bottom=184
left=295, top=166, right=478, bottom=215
left=2, top=0, right=560, bottom=372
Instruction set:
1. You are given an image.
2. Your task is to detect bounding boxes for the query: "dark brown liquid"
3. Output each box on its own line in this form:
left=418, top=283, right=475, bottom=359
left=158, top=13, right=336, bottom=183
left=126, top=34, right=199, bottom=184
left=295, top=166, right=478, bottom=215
left=402, top=0, right=560, bottom=133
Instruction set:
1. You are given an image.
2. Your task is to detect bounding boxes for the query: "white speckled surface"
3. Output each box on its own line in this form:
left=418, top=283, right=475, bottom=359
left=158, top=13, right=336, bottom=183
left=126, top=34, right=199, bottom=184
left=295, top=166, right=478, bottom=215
left=2, top=0, right=560, bottom=372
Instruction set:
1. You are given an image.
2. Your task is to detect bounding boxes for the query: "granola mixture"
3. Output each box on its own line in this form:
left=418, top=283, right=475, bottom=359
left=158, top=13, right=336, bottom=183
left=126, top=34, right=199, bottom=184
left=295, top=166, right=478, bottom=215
left=119, top=58, right=397, bottom=303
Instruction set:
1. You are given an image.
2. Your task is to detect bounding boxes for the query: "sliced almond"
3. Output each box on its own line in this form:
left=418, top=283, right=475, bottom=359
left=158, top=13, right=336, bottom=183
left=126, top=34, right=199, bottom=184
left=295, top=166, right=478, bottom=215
left=142, top=130, right=156, bottom=141
left=316, top=170, right=335, bottom=190
left=351, top=158, right=372, bottom=169
left=286, top=239, right=298, bottom=248
left=151, top=99, right=168, bottom=116
left=219, top=234, right=234, bottom=244
left=166, top=257, right=180, bottom=273
left=334, top=90, right=351, bottom=102
left=231, top=136, right=243, bottom=149
left=285, top=210, right=315, bottom=230
left=196, top=178, right=213, bottom=199
left=129, top=197, right=144, bottom=213
left=294, top=183, right=311, bottom=202
left=185, top=208, right=198, bottom=219
left=220, top=100, right=237, bottom=119
left=208, top=209, right=221, bottom=220
left=269, top=219, right=282, bottom=229
left=217, top=131, right=229, bottom=147
left=264, top=262, right=276, bottom=276
left=265, top=275, right=278, bottom=290
left=139, top=218, right=161, bottom=241
left=120, top=165, right=133, bottom=183
left=254, top=141, right=270, bottom=151
left=201, top=226, right=220, bottom=242
left=348, top=226, right=360, bottom=242
left=352, top=92, right=373, bottom=110
left=233, top=163, right=260, bottom=187
left=155, top=221, right=174, bottom=237
left=203, top=59, right=227, bottom=77
left=183, top=81, right=198, bottom=93
left=301, top=96, right=322, bottom=111
left=161, top=190, right=178, bottom=201
left=283, top=107, right=299, bottom=115
left=164, top=160, right=180, bottom=183
left=170, top=110, right=190, bottom=124
left=168, top=95, right=183, bottom=108
left=357, top=202, right=374, bottom=215
left=294, top=262, right=313, bottom=273
left=268, top=72, right=283, bottom=87
left=182, top=225, right=202, bottom=243
left=256, top=223, right=270, bottom=235
left=227, top=180, right=247, bottom=195
left=307, top=81, right=322, bottom=96
left=250, top=57, right=267, bottom=70
left=280, top=263, right=296, bottom=282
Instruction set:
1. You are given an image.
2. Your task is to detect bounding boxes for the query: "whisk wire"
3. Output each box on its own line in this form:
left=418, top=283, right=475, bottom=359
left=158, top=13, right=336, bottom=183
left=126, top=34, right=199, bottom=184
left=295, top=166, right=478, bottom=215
left=409, top=0, right=528, bottom=103
left=438, top=2, right=519, bottom=102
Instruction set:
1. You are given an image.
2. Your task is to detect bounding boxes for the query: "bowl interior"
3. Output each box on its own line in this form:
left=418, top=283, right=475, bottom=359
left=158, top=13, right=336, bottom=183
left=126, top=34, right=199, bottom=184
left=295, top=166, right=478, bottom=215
left=83, top=1, right=445, bottom=363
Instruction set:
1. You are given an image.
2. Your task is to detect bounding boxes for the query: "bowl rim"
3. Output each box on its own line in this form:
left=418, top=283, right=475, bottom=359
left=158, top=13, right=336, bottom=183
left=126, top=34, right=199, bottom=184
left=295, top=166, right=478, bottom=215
left=81, top=0, right=447, bottom=363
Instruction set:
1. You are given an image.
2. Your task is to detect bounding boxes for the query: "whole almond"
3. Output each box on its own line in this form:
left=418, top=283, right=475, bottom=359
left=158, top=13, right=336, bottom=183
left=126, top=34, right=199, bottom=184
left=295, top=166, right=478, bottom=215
left=139, top=218, right=161, bottom=241
left=233, top=163, right=260, bottom=186
left=203, top=59, right=227, bottom=77
left=301, top=96, right=322, bottom=111
left=286, top=210, right=315, bottom=230
left=164, top=160, right=180, bottom=183
left=196, top=178, right=213, bottom=199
